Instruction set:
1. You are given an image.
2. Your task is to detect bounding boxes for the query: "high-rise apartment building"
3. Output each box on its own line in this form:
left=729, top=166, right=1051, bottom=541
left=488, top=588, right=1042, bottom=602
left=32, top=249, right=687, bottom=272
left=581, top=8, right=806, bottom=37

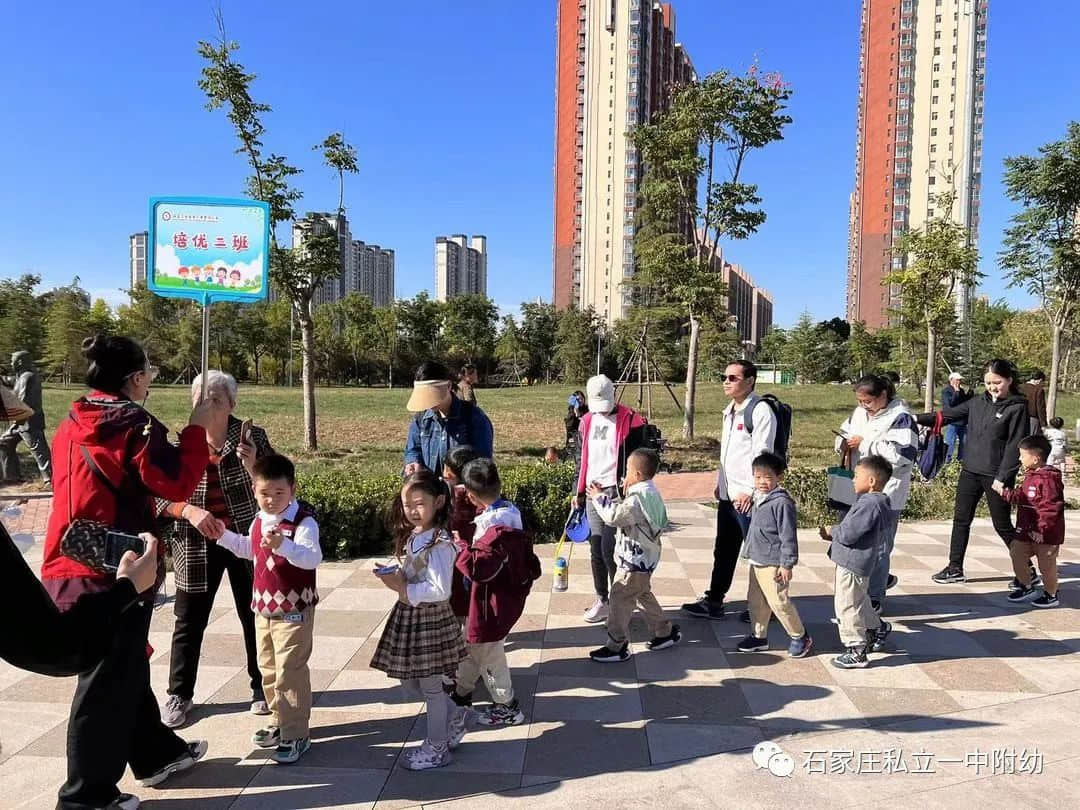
left=847, top=0, right=988, bottom=334
left=288, top=212, right=394, bottom=307
left=710, top=252, right=774, bottom=352
left=435, top=234, right=487, bottom=301
left=553, top=0, right=694, bottom=328
left=129, top=231, right=148, bottom=288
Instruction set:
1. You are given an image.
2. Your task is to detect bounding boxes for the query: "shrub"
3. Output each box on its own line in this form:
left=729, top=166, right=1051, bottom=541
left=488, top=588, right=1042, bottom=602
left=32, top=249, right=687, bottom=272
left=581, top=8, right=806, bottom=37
left=298, top=461, right=577, bottom=559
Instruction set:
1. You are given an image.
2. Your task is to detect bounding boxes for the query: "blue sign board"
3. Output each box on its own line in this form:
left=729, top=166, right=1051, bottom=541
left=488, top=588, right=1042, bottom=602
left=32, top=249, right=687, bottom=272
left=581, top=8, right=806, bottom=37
left=148, top=196, right=270, bottom=303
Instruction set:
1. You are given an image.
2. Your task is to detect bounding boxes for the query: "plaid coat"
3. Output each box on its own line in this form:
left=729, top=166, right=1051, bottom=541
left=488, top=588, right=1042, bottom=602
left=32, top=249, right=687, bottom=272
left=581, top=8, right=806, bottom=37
left=156, top=416, right=274, bottom=593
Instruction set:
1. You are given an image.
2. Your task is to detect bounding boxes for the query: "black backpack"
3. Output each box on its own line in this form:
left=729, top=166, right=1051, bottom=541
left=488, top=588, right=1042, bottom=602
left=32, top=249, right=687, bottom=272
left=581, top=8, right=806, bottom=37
left=744, top=393, right=792, bottom=461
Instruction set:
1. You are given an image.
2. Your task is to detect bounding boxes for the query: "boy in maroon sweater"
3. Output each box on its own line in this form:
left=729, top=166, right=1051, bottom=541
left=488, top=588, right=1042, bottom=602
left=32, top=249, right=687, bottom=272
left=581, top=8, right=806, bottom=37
left=994, top=435, right=1065, bottom=608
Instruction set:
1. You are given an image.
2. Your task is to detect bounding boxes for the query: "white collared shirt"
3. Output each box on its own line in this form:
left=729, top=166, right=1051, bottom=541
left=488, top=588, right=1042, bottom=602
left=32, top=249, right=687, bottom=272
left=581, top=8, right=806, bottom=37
left=219, top=499, right=323, bottom=570
left=715, top=395, right=776, bottom=502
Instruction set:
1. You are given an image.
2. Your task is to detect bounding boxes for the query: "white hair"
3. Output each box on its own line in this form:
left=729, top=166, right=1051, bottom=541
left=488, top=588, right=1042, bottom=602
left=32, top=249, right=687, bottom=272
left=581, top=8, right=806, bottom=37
left=191, top=370, right=238, bottom=405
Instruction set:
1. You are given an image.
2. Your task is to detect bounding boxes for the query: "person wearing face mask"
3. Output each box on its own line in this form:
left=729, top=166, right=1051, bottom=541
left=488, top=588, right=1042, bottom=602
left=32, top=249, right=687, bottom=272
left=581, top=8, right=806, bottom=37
left=834, top=375, right=918, bottom=614
left=916, top=358, right=1030, bottom=585
left=41, top=335, right=219, bottom=810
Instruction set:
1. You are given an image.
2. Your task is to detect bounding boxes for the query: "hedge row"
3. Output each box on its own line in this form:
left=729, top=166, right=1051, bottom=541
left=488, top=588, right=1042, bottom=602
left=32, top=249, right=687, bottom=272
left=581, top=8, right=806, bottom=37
left=299, top=462, right=578, bottom=559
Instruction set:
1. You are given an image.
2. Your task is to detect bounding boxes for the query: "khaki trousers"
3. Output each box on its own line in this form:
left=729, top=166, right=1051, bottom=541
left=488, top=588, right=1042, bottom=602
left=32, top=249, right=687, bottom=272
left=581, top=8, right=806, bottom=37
left=456, top=640, right=514, bottom=705
left=1010, top=540, right=1059, bottom=594
left=606, top=569, right=672, bottom=650
left=255, top=607, right=315, bottom=740
left=833, top=566, right=880, bottom=648
left=747, top=565, right=805, bottom=640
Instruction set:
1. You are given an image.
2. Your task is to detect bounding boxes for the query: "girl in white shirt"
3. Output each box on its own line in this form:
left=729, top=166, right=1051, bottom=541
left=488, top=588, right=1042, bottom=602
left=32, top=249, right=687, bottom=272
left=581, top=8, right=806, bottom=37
left=371, top=470, right=468, bottom=771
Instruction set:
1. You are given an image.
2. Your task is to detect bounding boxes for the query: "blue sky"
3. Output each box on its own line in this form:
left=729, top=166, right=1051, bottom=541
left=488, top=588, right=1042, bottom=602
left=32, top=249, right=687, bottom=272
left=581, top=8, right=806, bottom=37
left=1, top=1, right=1076, bottom=327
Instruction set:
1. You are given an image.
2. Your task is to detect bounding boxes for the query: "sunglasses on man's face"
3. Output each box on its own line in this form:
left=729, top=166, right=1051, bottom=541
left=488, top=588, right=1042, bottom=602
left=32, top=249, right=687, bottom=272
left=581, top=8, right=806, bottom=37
left=722, top=374, right=744, bottom=382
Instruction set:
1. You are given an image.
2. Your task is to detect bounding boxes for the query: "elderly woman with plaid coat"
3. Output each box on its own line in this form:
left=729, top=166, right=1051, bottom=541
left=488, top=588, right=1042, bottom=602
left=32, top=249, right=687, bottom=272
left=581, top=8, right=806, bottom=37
left=157, top=371, right=275, bottom=729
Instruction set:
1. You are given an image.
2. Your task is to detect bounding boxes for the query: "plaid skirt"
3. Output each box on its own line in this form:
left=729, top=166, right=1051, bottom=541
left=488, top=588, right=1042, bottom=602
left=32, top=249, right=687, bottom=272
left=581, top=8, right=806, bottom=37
left=370, top=599, right=466, bottom=680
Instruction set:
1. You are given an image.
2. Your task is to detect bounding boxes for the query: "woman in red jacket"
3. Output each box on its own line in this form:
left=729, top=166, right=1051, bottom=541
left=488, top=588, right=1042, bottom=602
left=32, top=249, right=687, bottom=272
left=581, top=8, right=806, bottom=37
left=43, top=335, right=218, bottom=810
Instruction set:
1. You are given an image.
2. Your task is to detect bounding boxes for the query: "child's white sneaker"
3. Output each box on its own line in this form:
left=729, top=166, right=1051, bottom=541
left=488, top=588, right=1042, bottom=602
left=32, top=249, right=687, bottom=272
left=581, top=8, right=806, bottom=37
left=403, top=740, right=452, bottom=770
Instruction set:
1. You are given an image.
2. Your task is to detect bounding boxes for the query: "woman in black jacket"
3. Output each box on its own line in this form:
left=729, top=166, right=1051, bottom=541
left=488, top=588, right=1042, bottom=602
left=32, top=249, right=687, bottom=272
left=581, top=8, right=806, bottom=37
left=916, top=359, right=1030, bottom=584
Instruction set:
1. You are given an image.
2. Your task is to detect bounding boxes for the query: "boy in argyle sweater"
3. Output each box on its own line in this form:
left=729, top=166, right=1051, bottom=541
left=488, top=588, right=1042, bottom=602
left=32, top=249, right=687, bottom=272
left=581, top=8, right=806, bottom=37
left=217, top=454, right=322, bottom=764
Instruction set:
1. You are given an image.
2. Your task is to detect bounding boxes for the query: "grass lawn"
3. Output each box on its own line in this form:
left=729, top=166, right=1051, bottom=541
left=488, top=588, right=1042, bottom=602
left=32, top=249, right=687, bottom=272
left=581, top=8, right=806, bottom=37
left=19, top=381, right=1080, bottom=480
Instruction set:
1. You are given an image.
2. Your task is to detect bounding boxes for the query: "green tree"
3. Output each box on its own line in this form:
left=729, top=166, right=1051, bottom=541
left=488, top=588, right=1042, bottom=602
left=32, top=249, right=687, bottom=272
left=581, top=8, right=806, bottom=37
left=783, top=312, right=823, bottom=383
left=314, top=132, right=359, bottom=215
left=84, top=299, right=116, bottom=338
left=758, top=327, right=788, bottom=367
left=519, top=302, right=560, bottom=382
left=554, top=307, right=601, bottom=384
left=396, top=292, right=445, bottom=367
left=847, top=321, right=892, bottom=379
left=964, top=297, right=1015, bottom=374
left=1001, top=312, right=1053, bottom=373
left=889, top=190, right=981, bottom=410
left=999, top=122, right=1080, bottom=418
left=495, top=315, right=529, bottom=380
left=372, top=306, right=400, bottom=388
left=633, top=67, right=792, bottom=438
left=337, top=292, right=377, bottom=382
left=44, top=279, right=91, bottom=384
left=233, top=301, right=272, bottom=383
left=442, top=294, right=498, bottom=367
left=0, top=274, right=45, bottom=363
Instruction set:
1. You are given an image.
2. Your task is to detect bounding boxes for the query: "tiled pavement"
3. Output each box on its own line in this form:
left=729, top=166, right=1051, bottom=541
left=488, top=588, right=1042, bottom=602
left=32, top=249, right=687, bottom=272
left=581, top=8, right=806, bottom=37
left=3, top=501, right=1080, bottom=809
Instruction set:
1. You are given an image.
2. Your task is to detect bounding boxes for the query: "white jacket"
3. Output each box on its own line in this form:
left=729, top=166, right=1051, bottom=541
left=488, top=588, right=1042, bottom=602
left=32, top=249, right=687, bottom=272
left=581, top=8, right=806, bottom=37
left=835, top=398, right=918, bottom=511
left=715, top=395, right=777, bottom=501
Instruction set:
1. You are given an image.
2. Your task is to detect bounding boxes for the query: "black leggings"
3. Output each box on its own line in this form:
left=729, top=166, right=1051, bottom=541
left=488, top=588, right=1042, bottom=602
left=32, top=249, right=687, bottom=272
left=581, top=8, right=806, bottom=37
left=949, top=469, right=1016, bottom=569
left=586, top=488, right=618, bottom=601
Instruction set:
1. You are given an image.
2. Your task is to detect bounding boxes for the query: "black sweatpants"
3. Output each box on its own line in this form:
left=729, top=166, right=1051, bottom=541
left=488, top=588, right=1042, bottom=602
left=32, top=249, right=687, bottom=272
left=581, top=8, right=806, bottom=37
left=586, top=487, right=618, bottom=602
left=707, top=500, right=752, bottom=602
left=948, top=469, right=1017, bottom=569
left=59, top=601, right=187, bottom=809
left=168, top=542, right=261, bottom=701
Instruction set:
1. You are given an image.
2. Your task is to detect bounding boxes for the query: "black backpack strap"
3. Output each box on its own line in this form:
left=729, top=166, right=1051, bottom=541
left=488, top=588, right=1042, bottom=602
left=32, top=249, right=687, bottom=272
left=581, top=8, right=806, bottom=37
left=457, top=397, right=475, bottom=446
left=743, top=394, right=762, bottom=434
left=80, top=445, right=122, bottom=500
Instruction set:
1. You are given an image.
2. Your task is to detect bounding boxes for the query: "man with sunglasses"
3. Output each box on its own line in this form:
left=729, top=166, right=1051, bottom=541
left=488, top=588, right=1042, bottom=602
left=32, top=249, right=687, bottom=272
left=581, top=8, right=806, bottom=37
left=682, top=360, right=777, bottom=620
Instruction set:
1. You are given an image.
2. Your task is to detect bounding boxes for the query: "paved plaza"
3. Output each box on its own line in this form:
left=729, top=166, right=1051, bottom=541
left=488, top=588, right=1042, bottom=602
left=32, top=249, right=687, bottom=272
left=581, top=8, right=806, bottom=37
left=3, top=494, right=1080, bottom=809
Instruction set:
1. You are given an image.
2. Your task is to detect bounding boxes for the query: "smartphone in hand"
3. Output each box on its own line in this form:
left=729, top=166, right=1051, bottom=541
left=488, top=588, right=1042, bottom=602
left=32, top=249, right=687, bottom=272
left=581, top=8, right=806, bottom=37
left=240, top=418, right=254, bottom=445
left=374, top=563, right=401, bottom=575
left=103, top=531, right=147, bottom=571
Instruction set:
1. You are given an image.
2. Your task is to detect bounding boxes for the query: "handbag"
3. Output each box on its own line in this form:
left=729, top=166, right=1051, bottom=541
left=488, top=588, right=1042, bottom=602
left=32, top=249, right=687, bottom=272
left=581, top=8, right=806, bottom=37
left=60, top=518, right=115, bottom=573
left=917, top=412, right=947, bottom=481
left=827, top=448, right=857, bottom=511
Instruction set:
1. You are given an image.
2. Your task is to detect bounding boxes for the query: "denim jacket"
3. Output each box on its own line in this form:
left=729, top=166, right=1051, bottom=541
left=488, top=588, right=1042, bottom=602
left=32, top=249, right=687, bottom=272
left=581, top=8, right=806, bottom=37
left=403, top=396, right=494, bottom=473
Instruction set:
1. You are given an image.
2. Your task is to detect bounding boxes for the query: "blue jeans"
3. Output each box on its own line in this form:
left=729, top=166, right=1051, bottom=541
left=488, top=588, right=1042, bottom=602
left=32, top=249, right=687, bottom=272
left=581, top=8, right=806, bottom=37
left=869, top=510, right=901, bottom=605
left=944, top=424, right=966, bottom=463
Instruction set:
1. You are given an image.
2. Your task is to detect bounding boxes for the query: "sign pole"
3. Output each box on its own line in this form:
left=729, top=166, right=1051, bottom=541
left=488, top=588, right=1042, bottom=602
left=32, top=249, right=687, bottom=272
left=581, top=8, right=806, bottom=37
left=200, top=293, right=211, bottom=403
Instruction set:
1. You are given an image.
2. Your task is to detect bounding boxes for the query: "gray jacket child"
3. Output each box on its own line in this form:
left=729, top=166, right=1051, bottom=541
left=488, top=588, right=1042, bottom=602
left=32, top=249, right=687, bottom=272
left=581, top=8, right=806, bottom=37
left=744, top=487, right=799, bottom=569
left=828, top=491, right=891, bottom=577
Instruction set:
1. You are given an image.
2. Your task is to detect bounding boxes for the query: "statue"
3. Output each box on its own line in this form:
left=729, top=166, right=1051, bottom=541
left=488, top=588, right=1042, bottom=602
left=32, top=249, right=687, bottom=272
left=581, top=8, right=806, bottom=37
left=0, top=351, right=52, bottom=486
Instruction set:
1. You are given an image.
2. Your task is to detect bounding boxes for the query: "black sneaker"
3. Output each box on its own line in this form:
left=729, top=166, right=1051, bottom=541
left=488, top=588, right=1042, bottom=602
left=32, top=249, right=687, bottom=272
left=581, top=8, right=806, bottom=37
left=886, top=574, right=899, bottom=590
left=646, top=624, right=682, bottom=651
left=869, top=621, right=891, bottom=652
left=589, top=643, right=631, bottom=663
left=832, top=646, right=869, bottom=669
left=681, top=597, right=724, bottom=620
left=931, top=566, right=965, bottom=584
left=736, top=635, right=769, bottom=653
left=1032, top=591, right=1059, bottom=608
left=1007, top=585, right=1037, bottom=603
left=138, top=740, right=208, bottom=787
left=450, top=690, right=473, bottom=708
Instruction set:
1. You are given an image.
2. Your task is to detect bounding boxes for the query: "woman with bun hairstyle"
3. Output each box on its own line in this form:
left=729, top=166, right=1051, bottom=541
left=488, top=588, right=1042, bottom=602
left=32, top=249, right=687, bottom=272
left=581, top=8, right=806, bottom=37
left=834, top=375, right=919, bottom=613
left=915, top=358, right=1030, bottom=585
left=42, top=335, right=220, bottom=810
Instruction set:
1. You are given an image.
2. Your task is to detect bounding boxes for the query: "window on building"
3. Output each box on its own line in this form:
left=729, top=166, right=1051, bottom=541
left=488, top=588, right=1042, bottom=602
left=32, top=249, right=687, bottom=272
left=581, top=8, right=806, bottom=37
left=930, top=143, right=937, bottom=153
left=931, top=127, right=937, bottom=135
left=933, top=79, right=940, bottom=88
left=935, top=13, right=942, bottom=21
left=934, top=47, right=941, bottom=55
left=928, top=176, right=936, bottom=185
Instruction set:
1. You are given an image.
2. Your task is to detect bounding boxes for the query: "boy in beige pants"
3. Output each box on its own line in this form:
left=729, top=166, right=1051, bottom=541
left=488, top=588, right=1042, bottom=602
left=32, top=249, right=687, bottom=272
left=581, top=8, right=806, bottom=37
left=735, top=452, right=813, bottom=658
left=217, top=455, right=322, bottom=764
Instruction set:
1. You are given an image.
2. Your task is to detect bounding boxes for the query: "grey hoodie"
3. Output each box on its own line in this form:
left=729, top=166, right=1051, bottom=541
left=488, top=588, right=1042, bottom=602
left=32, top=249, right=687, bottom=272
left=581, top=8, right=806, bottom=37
left=744, top=487, right=799, bottom=569
left=828, top=491, right=891, bottom=577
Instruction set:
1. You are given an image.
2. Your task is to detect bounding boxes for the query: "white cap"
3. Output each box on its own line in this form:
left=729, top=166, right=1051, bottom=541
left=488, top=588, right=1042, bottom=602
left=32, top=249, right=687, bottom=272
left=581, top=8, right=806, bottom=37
left=948, top=372, right=964, bottom=381
left=586, top=374, right=616, bottom=414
